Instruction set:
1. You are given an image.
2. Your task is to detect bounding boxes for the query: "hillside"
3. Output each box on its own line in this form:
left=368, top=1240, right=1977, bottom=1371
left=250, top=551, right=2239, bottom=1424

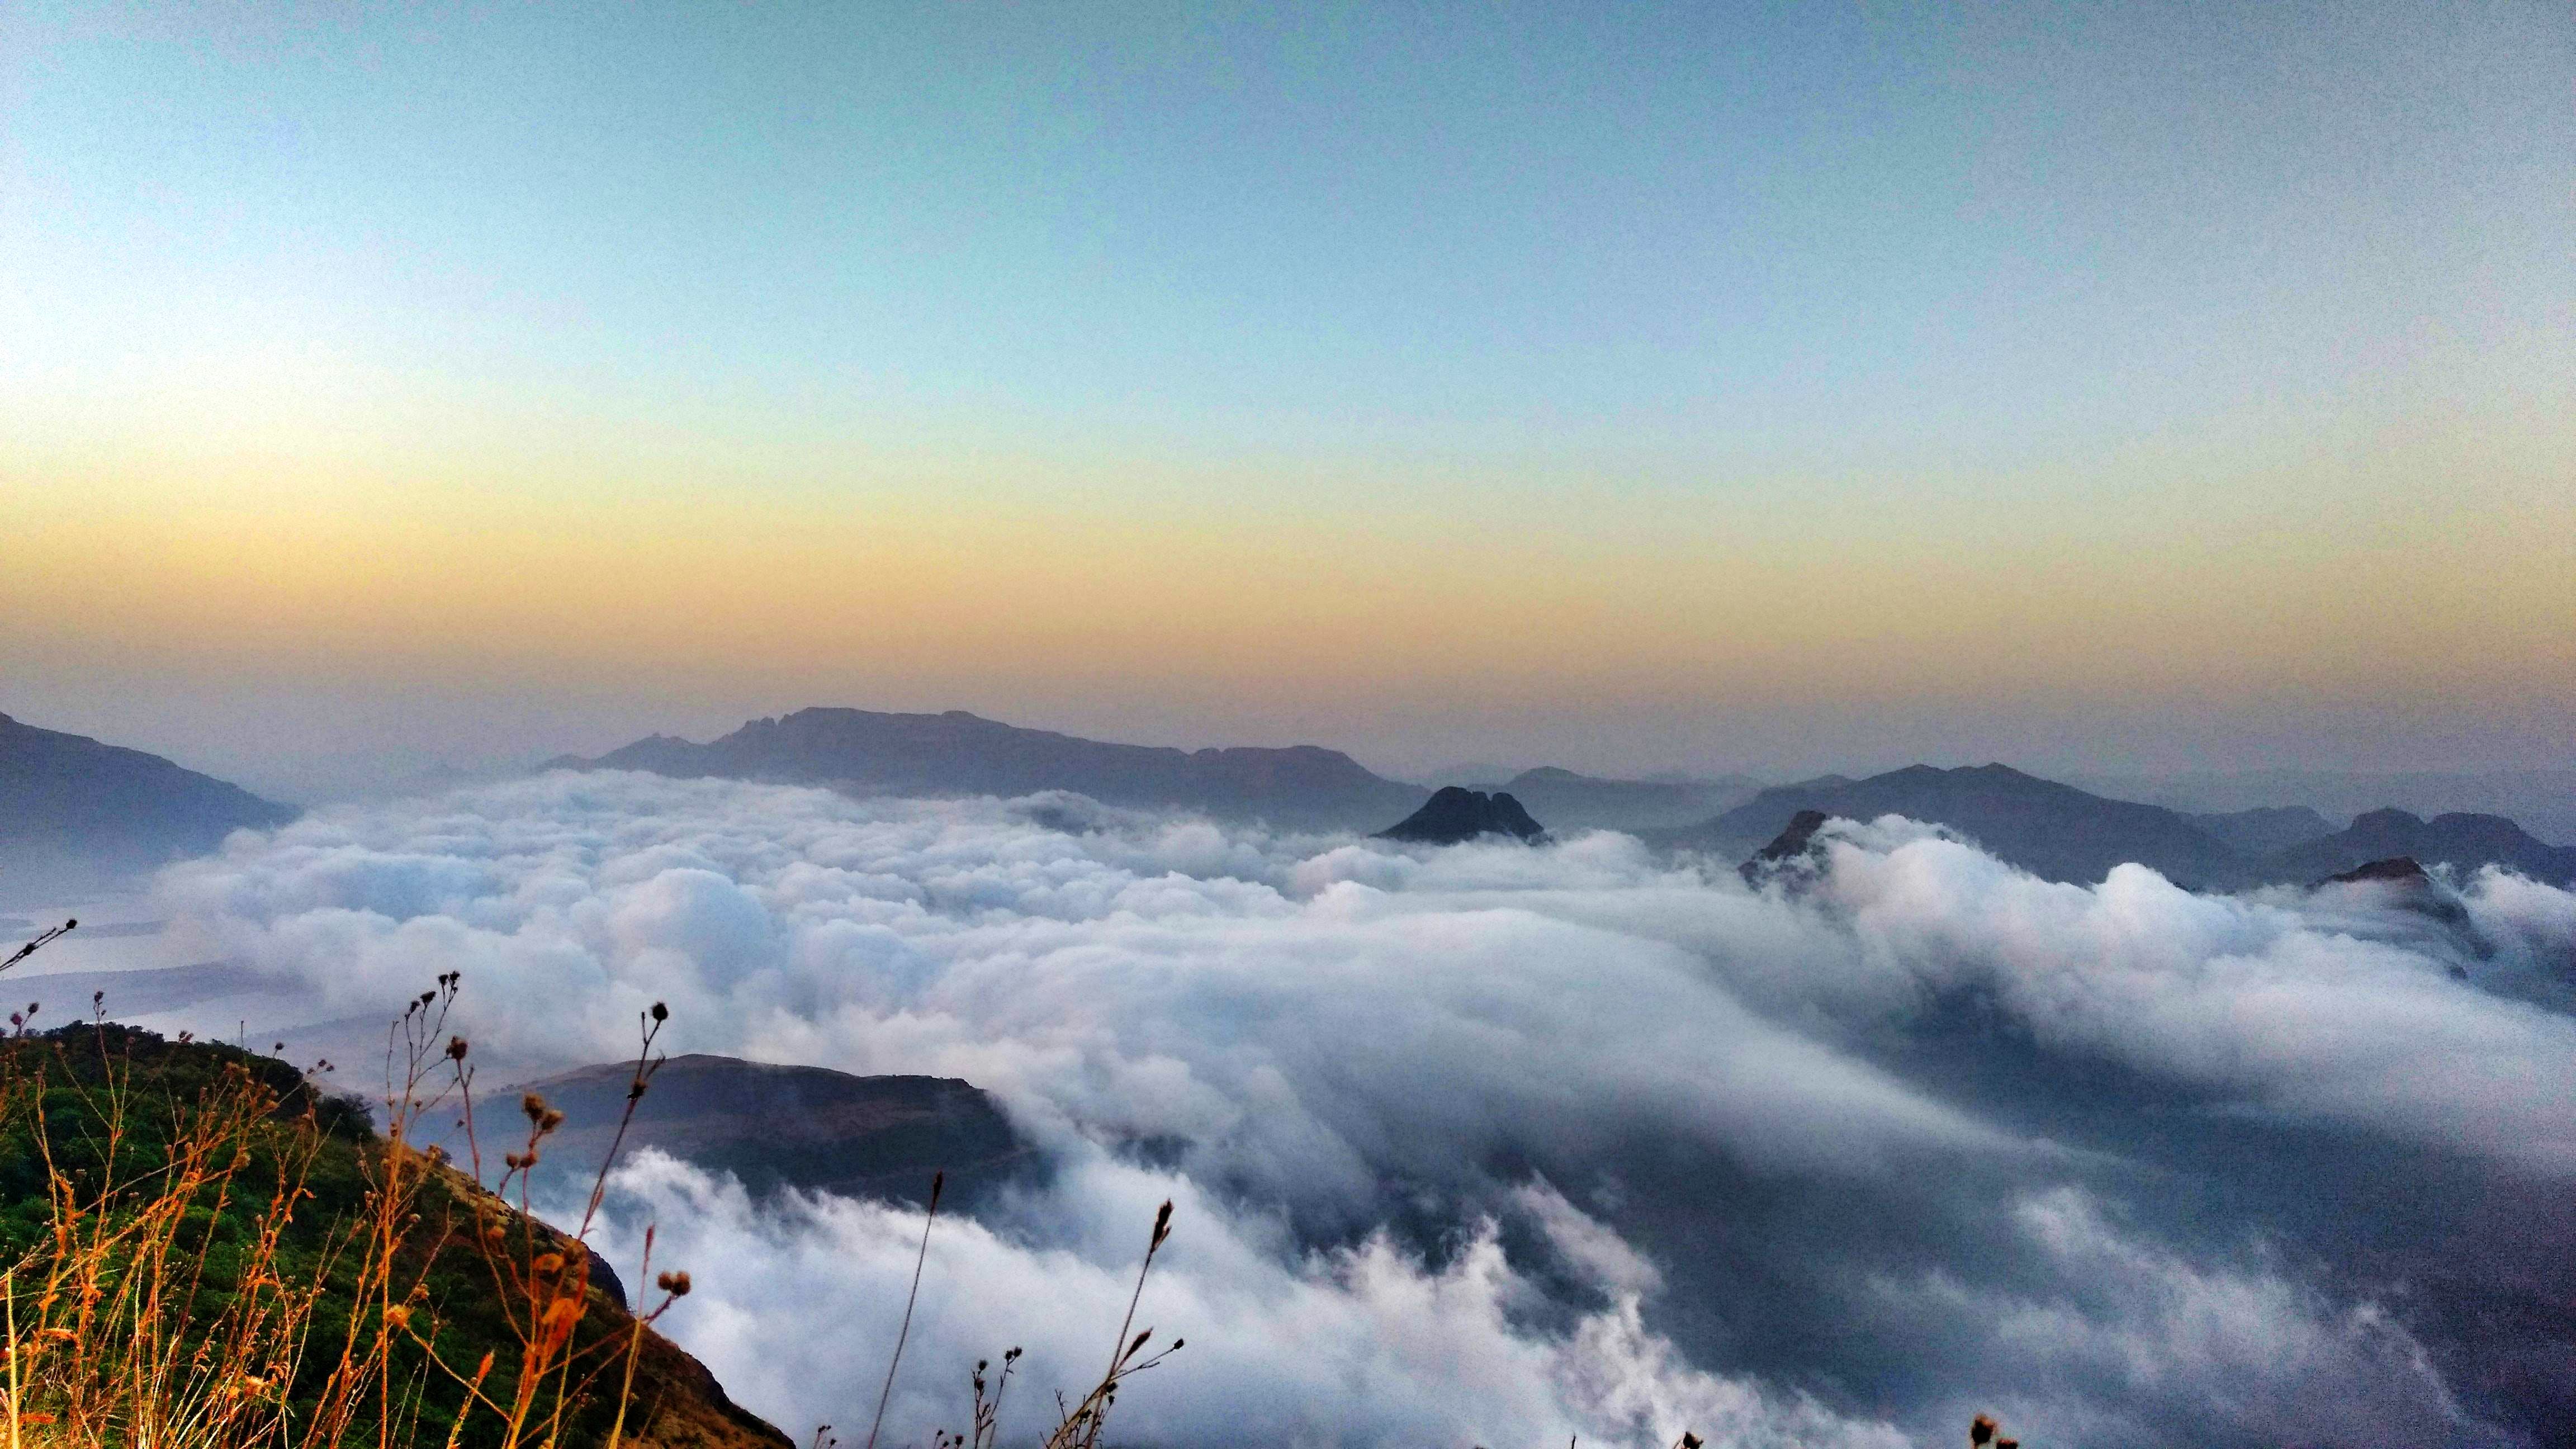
left=0, top=712, right=295, bottom=900
left=517, top=1054, right=1036, bottom=1210
left=561, top=707, right=1428, bottom=829
left=0, top=1022, right=790, bottom=1449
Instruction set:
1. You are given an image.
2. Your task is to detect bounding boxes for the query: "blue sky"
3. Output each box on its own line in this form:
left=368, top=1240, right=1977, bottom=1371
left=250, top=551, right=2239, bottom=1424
left=4, top=2, right=2569, bottom=791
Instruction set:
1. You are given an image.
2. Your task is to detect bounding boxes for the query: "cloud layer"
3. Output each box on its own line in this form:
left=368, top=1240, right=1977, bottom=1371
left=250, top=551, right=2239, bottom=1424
left=149, top=774, right=2576, bottom=1446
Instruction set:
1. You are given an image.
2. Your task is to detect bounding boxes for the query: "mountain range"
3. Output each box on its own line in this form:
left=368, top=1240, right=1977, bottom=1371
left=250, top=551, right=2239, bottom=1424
left=10, top=703, right=2572, bottom=894
left=1669, top=764, right=2576, bottom=888
left=1, top=712, right=296, bottom=902
left=560, top=707, right=1428, bottom=830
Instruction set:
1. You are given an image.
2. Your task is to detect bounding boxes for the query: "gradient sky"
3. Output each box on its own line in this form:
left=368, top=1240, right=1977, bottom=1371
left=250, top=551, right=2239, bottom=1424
left=4, top=1, right=2570, bottom=798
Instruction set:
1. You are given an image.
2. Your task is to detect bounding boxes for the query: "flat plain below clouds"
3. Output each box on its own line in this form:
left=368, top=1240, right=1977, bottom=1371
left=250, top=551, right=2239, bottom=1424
left=143, top=773, right=2576, bottom=1447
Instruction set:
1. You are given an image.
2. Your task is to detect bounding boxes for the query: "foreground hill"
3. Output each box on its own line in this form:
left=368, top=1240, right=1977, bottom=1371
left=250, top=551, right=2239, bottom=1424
left=562, top=707, right=1428, bottom=829
left=518, top=1053, right=1035, bottom=1210
left=0, top=1023, right=790, bottom=1449
left=1, top=712, right=296, bottom=900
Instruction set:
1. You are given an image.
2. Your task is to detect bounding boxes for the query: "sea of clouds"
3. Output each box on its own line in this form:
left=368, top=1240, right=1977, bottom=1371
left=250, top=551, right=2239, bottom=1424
left=143, top=772, right=2576, bottom=1447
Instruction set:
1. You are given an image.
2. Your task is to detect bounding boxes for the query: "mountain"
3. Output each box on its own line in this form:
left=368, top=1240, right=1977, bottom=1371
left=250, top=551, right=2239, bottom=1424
left=1737, top=809, right=1832, bottom=886
left=518, top=1054, right=1036, bottom=1210
left=1494, top=767, right=1760, bottom=832
left=2270, top=809, right=2576, bottom=887
left=1, top=713, right=296, bottom=900
left=1664, top=764, right=2255, bottom=887
left=561, top=707, right=1428, bottom=830
left=2187, top=804, right=2336, bottom=856
left=1375, top=786, right=1546, bottom=845
left=2072, top=767, right=2576, bottom=851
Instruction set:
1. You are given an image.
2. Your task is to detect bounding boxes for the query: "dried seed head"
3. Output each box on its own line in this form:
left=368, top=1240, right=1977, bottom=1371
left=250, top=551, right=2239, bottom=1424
left=1969, top=1415, right=1997, bottom=1447
left=656, top=1269, right=693, bottom=1298
left=383, top=1305, right=411, bottom=1330
left=650, top=1001, right=669, bottom=1022
left=521, top=1091, right=549, bottom=1124
left=446, top=1036, right=468, bottom=1060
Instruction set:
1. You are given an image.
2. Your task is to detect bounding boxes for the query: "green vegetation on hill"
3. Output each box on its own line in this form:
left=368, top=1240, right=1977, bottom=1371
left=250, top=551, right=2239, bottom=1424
left=0, top=1008, right=788, bottom=1449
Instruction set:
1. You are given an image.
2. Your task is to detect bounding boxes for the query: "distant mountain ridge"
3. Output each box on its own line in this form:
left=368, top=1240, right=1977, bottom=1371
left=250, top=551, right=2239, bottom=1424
left=1679, top=763, right=2258, bottom=887
left=1670, top=763, right=2576, bottom=888
left=2271, top=808, right=2576, bottom=887
left=561, top=707, right=1428, bottom=828
left=1, top=712, right=296, bottom=901
left=1494, top=766, right=1759, bottom=831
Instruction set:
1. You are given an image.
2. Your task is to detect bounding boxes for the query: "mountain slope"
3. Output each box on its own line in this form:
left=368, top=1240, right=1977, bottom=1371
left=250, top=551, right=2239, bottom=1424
left=1495, top=767, right=1759, bottom=832
left=1, top=712, right=296, bottom=898
left=2268, top=809, right=2576, bottom=887
left=1668, top=764, right=2253, bottom=887
left=563, top=707, right=1427, bottom=829
left=2187, top=804, right=2336, bottom=856
left=519, top=1054, right=1035, bottom=1210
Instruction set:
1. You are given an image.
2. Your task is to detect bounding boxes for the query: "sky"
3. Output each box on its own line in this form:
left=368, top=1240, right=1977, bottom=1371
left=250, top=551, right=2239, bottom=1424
left=4, top=1, right=2570, bottom=797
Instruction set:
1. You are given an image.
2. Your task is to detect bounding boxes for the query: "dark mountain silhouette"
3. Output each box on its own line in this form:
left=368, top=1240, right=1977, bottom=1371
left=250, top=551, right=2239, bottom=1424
left=1662, top=764, right=2573, bottom=891
left=2309, top=856, right=2475, bottom=937
left=2271, top=809, right=2576, bottom=887
left=1668, top=764, right=2253, bottom=887
left=1375, top=787, right=1546, bottom=845
left=2188, top=804, right=2336, bottom=856
left=2320, top=856, right=2433, bottom=887
left=1738, top=809, right=1832, bottom=886
left=518, top=1054, right=1036, bottom=1210
left=559, top=707, right=1427, bottom=830
left=1, top=713, right=295, bottom=900
left=1495, top=766, right=1760, bottom=832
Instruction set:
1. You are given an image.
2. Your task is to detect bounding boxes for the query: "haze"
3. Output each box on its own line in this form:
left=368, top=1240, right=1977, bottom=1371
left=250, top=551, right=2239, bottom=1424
left=6, top=2, right=2570, bottom=795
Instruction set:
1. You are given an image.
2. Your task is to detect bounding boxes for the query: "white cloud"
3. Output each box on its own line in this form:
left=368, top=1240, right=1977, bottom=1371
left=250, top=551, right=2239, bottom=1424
left=578, top=1150, right=1903, bottom=1449
left=144, top=773, right=2574, bottom=1445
